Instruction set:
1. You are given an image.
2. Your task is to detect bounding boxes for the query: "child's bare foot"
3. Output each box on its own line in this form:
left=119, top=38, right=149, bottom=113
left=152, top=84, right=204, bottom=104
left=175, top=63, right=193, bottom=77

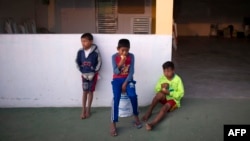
left=142, top=112, right=151, bottom=122
left=145, top=123, right=152, bottom=131
left=85, top=109, right=91, bottom=118
left=80, top=113, right=86, bottom=119
left=85, top=112, right=90, bottom=118
left=110, top=123, right=117, bottom=137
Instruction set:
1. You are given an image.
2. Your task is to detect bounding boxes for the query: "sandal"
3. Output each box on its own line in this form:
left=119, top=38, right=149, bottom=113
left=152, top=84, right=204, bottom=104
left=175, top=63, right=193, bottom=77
left=133, top=121, right=143, bottom=129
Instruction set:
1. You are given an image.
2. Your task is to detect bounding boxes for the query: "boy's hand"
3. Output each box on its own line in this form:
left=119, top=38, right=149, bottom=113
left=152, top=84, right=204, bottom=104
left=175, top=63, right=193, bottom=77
left=118, top=55, right=127, bottom=68
left=120, top=55, right=127, bottom=64
left=161, top=87, right=169, bottom=95
left=161, top=83, right=169, bottom=89
left=122, top=82, right=127, bottom=93
left=120, top=55, right=127, bottom=61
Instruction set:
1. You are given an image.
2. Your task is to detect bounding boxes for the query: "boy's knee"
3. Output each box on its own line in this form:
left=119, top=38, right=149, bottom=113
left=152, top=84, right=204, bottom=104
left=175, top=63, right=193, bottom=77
left=127, top=94, right=137, bottom=100
left=161, top=104, right=170, bottom=113
left=155, top=93, right=165, bottom=100
left=126, top=87, right=137, bottom=97
left=126, top=81, right=136, bottom=90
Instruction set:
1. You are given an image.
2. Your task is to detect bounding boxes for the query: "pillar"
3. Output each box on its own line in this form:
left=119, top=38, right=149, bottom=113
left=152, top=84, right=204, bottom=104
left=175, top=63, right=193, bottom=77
left=155, top=0, right=173, bottom=34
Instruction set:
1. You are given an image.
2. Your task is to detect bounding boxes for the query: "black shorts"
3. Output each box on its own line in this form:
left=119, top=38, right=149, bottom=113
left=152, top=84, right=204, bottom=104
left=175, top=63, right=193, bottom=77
left=82, top=73, right=98, bottom=92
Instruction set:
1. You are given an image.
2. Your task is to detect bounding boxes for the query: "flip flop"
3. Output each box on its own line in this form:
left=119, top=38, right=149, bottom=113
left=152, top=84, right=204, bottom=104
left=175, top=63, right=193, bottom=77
left=133, top=121, right=143, bottom=129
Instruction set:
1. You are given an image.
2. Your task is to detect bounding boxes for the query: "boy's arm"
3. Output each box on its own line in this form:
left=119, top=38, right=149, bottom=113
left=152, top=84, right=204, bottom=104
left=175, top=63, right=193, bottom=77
left=155, top=77, right=162, bottom=93
left=95, top=48, right=102, bottom=72
left=125, top=54, right=134, bottom=82
left=169, top=78, right=184, bottom=100
left=76, top=50, right=82, bottom=70
left=112, top=54, right=120, bottom=74
left=155, top=76, right=169, bottom=94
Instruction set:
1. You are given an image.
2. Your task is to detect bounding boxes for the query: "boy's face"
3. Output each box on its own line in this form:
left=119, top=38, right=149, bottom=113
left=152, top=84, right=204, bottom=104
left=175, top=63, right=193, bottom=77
left=117, top=47, right=129, bottom=56
left=81, top=38, right=92, bottom=50
left=164, top=68, right=175, bottom=79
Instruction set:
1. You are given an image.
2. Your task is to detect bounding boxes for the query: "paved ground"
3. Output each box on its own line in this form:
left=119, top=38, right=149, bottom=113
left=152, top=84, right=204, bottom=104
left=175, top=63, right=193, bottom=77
left=1, top=37, right=250, bottom=141
left=1, top=98, right=250, bottom=141
left=173, top=37, right=250, bottom=98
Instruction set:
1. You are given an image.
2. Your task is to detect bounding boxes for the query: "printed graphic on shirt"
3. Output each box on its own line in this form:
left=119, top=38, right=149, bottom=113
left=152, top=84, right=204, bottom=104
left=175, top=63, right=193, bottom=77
left=121, top=64, right=130, bottom=75
left=83, top=61, right=91, bottom=66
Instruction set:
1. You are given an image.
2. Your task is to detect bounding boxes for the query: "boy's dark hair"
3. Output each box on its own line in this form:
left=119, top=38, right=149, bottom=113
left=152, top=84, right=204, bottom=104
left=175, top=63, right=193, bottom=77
left=81, top=33, right=93, bottom=41
left=117, top=39, right=130, bottom=49
left=162, top=61, right=175, bottom=70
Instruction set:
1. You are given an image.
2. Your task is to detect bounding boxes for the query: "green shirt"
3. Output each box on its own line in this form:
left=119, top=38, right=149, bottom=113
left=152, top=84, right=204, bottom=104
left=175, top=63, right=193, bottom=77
left=155, top=74, right=184, bottom=107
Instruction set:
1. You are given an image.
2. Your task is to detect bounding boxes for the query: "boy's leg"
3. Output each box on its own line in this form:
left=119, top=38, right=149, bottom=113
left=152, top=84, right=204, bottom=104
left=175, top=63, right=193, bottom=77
left=111, top=79, right=122, bottom=123
left=142, top=92, right=166, bottom=121
left=81, top=76, right=89, bottom=119
left=126, top=81, right=141, bottom=127
left=146, top=100, right=176, bottom=131
left=86, top=92, right=93, bottom=118
left=81, top=91, right=88, bottom=119
left=146, top=103, right=171, bottom=131
left=110, top=79, right=123, bottom=136
left=86, top=74, right=98, bottom=118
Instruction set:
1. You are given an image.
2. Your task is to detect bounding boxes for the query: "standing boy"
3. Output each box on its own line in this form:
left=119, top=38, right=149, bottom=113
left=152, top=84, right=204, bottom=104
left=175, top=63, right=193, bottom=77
left=76, top=33, right=102, bottom=119
left=142, top=61, right=184, bottom=131
left=110, top=39, right=142, bottom=136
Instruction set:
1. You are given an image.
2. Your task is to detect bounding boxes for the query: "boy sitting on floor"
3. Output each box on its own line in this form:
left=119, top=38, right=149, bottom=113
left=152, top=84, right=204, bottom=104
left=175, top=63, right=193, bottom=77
left=142, top=61, right=184, bottom=131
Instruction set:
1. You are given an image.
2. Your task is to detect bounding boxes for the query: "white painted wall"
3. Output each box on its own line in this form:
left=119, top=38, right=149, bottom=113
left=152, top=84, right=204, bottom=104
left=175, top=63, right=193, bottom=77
left=0, top=34, right=172, bottom=107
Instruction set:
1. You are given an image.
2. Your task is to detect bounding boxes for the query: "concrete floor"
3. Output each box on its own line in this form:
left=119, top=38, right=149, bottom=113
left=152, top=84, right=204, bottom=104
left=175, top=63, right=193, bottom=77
left=0, top=99, right=250, bottom=141
left=173, top=37, right=250, bottom=98
left=1, top=37, right=250, bottom=141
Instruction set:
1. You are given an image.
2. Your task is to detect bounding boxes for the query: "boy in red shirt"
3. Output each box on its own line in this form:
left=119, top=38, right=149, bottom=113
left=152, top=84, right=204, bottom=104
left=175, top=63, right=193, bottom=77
left=110, top=39, right=142, bottom=136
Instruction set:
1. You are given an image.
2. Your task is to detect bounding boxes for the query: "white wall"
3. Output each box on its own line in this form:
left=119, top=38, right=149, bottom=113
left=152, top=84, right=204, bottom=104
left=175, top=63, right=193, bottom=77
left=0, top=34, right=172, bottom=107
